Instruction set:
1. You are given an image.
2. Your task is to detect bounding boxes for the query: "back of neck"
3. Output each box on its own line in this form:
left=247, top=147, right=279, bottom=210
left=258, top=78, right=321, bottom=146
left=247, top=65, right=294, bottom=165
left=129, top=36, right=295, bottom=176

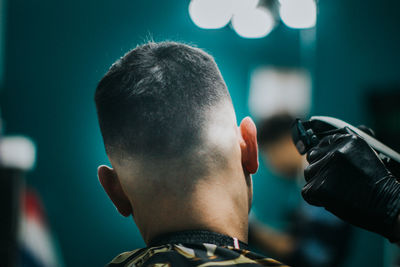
left=133, top=179, right=249, bottom=245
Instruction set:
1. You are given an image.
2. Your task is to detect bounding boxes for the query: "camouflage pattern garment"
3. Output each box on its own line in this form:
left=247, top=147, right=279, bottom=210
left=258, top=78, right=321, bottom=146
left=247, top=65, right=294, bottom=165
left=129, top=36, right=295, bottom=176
left=107, top=230, right=288, bottom=267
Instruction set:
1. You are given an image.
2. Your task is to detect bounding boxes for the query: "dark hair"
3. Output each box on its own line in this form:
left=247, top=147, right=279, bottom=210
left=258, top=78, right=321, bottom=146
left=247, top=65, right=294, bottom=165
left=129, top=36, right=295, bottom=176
left=95, top=42, right=230, bottom=161
left=257, top=113, right=295, bottom=146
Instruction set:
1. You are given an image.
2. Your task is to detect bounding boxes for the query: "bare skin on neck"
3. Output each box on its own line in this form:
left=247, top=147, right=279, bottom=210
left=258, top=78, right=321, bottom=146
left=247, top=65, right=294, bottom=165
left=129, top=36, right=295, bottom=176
left=130, top=173, right=251, bottom=244
left=98, top=103, right=258, bottom=245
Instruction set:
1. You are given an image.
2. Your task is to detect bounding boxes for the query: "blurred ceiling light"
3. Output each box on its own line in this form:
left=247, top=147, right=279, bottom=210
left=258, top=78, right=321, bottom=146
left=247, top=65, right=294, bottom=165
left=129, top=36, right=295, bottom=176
left=279, top=0, right=316, bottom=29
left=0, top=136, right=36, bottom=171
left=189, top=0, right=234, bottom=29
left=232, top=7, right=275, bottom=39
left=232, top=0, right=259, bottom=13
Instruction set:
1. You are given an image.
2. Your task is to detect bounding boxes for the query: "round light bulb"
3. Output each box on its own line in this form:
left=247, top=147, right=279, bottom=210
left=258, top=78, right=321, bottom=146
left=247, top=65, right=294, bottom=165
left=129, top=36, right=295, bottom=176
left=232, top=0, right=259, bottom=14
left=280, top=0, right=317, bottom=29
left=189, top=0, right=234, bottom=29
left=232, top=7, right=275, bottom=39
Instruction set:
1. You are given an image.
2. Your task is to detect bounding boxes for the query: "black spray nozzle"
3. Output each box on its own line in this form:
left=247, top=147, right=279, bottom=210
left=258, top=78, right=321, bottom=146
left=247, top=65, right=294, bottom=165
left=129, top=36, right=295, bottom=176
left=291, top=117, right=354, bottom=155
left=291, top=116, right=400, bottom=170
left=291, top=119, right=319, bottom=155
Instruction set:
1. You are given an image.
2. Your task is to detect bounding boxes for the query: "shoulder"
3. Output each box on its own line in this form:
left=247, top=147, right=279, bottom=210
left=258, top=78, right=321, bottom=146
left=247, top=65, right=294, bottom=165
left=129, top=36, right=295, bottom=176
left=107, top=244, right=288, bottom=267
left=107, top=248, right=146, bottom=266
left=107, top=245, right=183, bottom=267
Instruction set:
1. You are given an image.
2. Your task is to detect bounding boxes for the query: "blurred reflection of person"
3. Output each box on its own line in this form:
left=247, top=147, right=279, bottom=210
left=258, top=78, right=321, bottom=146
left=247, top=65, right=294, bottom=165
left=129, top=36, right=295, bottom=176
left=249, top=113, right=352, bottom=267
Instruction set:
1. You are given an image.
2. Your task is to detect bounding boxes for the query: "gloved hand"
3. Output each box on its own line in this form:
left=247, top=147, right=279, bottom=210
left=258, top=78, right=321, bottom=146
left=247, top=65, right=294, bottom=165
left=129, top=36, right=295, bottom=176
left=302, top=130, right=400, bottom=241
left=354, top=125, right=400, bottom=177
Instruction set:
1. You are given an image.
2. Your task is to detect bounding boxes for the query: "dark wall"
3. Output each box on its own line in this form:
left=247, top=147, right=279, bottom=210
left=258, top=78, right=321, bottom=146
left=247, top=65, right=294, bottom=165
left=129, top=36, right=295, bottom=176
left=314, top=0, right=400, bottom=124
left=1, top=1, right=300, bottom=266
left=0, top=0, right=6, bottom=86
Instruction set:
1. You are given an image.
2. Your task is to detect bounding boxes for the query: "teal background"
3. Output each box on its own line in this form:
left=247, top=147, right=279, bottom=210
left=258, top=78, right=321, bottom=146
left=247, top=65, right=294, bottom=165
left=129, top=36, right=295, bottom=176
left=1, top=0, right=399, bottom=266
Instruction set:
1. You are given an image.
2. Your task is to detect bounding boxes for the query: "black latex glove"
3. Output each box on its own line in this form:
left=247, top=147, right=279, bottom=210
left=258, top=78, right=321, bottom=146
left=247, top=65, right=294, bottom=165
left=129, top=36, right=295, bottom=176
left=357, top=125, right=400, bottom=177
left=302, top=130, right=400, bottom=241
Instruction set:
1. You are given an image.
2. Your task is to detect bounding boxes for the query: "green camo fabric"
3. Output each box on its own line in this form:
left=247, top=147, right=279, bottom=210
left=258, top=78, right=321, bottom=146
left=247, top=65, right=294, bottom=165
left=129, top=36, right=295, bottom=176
left=107, top=243, right=288, bottom=267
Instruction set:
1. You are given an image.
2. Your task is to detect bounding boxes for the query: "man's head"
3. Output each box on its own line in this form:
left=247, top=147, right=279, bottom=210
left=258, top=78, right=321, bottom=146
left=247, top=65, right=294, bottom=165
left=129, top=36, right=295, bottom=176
left=258, top=113, right=303, bottom=178
left=95, top=42, right=258, bottom=243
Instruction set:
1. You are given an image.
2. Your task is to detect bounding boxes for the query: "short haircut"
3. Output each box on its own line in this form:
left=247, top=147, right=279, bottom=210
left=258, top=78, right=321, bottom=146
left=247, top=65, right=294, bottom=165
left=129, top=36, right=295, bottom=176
left=95, top=42, right=230, bottom=164
left=257, top=113, right=295, bottom=147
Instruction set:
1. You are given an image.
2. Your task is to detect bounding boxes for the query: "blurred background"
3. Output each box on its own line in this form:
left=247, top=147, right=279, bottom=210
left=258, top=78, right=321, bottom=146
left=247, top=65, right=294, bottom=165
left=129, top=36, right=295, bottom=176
left=0, top=0, right=400, bottom=266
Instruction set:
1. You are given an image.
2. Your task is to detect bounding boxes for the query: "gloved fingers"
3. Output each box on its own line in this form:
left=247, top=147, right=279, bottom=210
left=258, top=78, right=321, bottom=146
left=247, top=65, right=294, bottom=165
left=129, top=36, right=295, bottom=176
left=307, top=148, right=324, bottom=163
left=385, top=159, right=400, bottom=179
left=306, top=137, right=333, bottom=163
left=301, top=178, right=324, bottom=206
left=304, top=152, right=334, bottom=182
left=306, top=133, right=351, bottom=163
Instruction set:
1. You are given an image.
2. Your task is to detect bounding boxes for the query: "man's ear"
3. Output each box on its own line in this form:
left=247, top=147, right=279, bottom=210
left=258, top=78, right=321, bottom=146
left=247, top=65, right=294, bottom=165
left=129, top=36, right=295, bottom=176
left=98, top=165, right=132, bottom=217
left=239, top=117, right=259, bottom=174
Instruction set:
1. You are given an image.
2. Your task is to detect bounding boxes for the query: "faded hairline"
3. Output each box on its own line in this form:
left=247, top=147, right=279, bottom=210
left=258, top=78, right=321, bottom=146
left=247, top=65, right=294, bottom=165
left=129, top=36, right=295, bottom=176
left=109, top=99, right=238, bottom=195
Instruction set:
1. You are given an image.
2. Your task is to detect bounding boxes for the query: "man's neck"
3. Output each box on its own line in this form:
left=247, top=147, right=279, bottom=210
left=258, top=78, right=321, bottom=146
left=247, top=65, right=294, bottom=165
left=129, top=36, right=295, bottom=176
left=133, top=178, right=249, bottom=245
